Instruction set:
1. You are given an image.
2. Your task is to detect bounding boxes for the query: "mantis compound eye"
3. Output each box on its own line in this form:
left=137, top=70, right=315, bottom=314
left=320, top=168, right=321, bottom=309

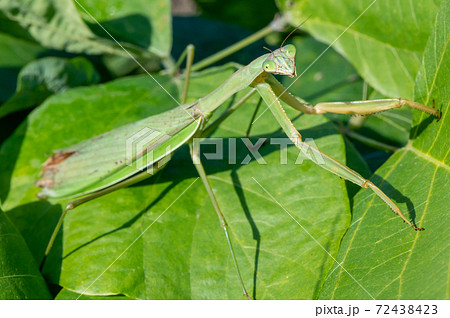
left=283, top=44, right=296, bottom=58
left=263, top=60, right=277, bottom=72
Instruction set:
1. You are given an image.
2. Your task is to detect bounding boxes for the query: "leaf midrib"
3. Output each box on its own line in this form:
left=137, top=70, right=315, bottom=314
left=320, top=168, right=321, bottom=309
left=406, top=143, right=450, bottom=171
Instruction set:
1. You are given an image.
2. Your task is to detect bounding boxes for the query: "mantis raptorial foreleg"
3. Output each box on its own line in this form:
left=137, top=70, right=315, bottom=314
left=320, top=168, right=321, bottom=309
left=312, top=99, right=440, bottom=117
left=254, top=73, right=425, bottom=231
left=266, top=75, right=441, bottom=119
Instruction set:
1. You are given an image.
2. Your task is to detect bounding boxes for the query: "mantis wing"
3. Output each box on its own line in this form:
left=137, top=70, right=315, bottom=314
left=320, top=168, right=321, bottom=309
left=36, top=103, right=202, bottom=199
left=35, top=55, right=271, bottom=200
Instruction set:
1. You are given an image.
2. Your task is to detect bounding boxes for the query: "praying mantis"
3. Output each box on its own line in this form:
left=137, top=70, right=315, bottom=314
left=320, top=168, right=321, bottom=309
left=35, top=37, right=440, bottom=299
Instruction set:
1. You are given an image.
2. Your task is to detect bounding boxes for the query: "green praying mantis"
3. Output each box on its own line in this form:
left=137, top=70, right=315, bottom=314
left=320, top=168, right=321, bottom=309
left=35, top=36, right=441, bottom=299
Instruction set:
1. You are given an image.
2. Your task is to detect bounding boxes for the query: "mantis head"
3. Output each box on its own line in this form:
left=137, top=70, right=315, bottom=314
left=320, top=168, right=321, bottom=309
left=262, top=44, right=297, bottom=78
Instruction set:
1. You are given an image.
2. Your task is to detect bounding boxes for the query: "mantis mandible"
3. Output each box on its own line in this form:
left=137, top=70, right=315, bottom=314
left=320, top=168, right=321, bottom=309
left=36, top=43, right=440, bottom=299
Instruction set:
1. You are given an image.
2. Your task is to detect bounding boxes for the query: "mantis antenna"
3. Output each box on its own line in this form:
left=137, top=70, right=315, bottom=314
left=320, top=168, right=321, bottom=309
left=280, top=15, right=312, bottom=47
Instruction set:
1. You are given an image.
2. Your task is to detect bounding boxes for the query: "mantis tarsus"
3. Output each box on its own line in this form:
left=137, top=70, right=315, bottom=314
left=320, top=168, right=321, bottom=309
left=36, top=40, right=440, bottom=299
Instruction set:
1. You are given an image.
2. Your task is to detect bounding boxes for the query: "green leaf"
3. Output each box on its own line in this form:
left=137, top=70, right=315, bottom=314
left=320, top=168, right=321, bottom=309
left=0, top=0, right=159, bottom=59
left=2, top=59, right=354, bottom=299
left=0, top=207, right=51, bottom=299
left=0, top=32, right=46, bottom=102
left=277, top=0, right=441, bottom=98
left=0, top=56, right=100, bottom=119
left=319, top=0, right=449, bottom=299
left=76, top=0, right=172, bottom=57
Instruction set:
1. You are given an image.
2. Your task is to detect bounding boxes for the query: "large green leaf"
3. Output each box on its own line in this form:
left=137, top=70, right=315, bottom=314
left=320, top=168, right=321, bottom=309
left=0, top=0, right=159, bottom=59
left=0, top=40, right=368, bottom=298
left=0, top=207, right=51, bottom=299
left=0, top=32, right=46, bottom=102
left=319, top=0, right=449, bottom=299
left=76, top=0, right=172, bottom=57
left=0, top=56, right=100, bottom=119
left=277, top=0, right=441, bottom=98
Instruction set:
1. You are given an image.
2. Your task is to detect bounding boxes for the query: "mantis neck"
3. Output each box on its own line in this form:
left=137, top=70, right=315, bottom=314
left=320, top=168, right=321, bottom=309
left=196, top=54, right=269, bottom=115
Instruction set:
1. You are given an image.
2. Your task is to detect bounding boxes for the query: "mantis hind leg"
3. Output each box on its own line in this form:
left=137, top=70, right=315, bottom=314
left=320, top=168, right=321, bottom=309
left=254, top=80, right=424, bottom=231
